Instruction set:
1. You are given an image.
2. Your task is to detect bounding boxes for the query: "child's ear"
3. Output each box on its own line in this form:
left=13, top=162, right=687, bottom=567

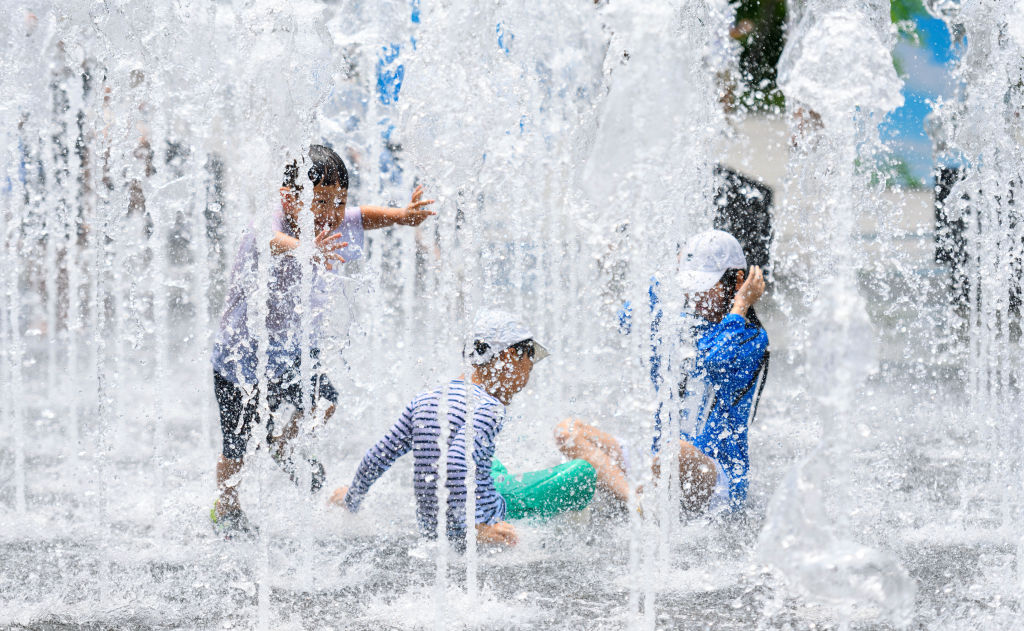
left=736, top=270, right=746, bottom=289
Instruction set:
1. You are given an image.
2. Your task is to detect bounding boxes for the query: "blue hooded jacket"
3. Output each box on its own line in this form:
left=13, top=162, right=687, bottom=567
left=620, top=279, right=769, bottom=509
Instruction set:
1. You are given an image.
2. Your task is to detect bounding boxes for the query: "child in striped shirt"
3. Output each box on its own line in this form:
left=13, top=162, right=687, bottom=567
left=332, top=310, right=549, bottom=546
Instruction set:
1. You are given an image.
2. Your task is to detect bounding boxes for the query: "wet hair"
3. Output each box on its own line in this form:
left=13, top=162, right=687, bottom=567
left=282, top=144, right=349, bottom=193
left=720, top=268, right=763, bottom=330
left=307, top=144, right=348, bottom=189
left=720, top=269, right=742, bottom=303
left=282, top=159, right=301, bottom=191
left=508, top=339, right=536, bottom=360
left=472, top=338, right=535, bottom=363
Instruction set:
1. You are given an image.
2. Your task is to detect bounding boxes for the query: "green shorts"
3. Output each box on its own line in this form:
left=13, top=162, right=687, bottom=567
left=491, top=458, right=597, bottom=520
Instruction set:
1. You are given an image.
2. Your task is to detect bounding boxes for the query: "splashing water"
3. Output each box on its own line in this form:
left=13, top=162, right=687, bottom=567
left=2, top=1, right=1024, bottom=629
left=757, top=4, right=917, bottom=626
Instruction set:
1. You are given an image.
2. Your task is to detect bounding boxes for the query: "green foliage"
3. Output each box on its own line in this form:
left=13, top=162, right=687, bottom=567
left=890, top=0, right=928, bottom=23
left=891, top=0, right=937, bottom=50
left=730, top=0, right=787, bottom=113
left=872, top=156, right=927, bottom=189
left=729, top=0, right=933, bottom=113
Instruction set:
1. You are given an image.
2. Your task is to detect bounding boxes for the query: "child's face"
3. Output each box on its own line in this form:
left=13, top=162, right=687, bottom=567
left=311, top=183, right=347, bottom=229
left=482, top=347, right=534, bottom=404
left=692, top=278, right=733, bottom=323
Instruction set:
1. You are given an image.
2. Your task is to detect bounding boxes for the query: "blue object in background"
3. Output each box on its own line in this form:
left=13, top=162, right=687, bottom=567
left=378, top=120, right=402, bottom=188
left=496, top=22, right=513, bottom=55
left=376, top=43, right=404, bottom=106
left=881, top=9, right=963, bottom=184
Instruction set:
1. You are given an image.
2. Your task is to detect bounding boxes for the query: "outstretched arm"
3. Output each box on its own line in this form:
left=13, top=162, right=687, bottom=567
left=361, top=185, right=436, bottom=230
left=332, top=405, right=415, bottom=512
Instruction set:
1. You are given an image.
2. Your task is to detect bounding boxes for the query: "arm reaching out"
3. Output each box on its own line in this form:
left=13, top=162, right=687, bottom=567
left=361, top=185, right=436, bottom=230
left=333, top=404, right=415, bottom=512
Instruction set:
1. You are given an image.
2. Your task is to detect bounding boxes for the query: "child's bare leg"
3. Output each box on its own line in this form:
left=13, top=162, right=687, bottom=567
left=268, top=408, right=306, bottom=483
left=554, top=417, right=631, bottom=505
left=269, top=407, right=330, bottom=493
left=652, top=440, right=717, bottom=512
left=216, top=455, right=244, bottom=517
left=268, top=408, right=303, bottom=463
left=679, top=440, right=717, bottom=511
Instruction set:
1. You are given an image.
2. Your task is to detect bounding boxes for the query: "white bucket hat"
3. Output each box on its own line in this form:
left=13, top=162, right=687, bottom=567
left=677, top=230, right=748, bottom=294
left=463, top=309, right=550, bottom=366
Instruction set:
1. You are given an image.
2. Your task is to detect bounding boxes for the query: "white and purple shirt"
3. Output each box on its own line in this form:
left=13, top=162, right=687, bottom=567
left=211, top=202, right=364, bottom=384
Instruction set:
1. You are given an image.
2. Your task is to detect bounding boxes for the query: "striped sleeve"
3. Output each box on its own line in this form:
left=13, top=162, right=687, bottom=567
left=344, top=402, right=415, bottom=512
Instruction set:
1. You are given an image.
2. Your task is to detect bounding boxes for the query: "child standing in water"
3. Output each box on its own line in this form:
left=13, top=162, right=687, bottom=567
left=210, top=144, right=435, bottom=538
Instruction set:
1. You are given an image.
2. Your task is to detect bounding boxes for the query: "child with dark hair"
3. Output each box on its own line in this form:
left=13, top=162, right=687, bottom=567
left=330, top=310, right=552, bottom=547
left=556, top=230, right=769, bottom=514
left=210, top=144, right=435, bottom=538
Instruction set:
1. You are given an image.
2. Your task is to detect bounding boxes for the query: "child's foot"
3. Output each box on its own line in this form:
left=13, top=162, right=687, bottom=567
left=210, top=501, right=259, bottom=541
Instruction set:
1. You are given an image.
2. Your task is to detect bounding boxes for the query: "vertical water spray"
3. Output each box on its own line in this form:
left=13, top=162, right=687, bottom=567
left=925, top=0, right=1024, bottom=585
left=433, top=382, right=452, bottom=630
left=578, top=0, right=729, bottom=625
left=464, top=379, right=479, bottom=599
left=757, top=1, right=916, bottom=625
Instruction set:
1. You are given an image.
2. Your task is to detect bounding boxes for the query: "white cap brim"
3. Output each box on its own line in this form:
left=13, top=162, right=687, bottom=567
left=677, top=269, right=723, bottom=294
left=530, top=340, right=550, bottom=363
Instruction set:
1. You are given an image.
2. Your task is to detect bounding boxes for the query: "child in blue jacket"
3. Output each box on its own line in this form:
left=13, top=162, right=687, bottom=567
left=556, top=230, right=768, bottom=512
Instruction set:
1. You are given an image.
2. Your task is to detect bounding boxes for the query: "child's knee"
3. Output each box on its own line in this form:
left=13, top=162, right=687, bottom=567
left=554, top=417, right=582, bottom=448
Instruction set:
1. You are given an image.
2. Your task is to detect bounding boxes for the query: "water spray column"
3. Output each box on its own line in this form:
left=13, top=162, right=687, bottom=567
left=927, top=0, right=1024, bottom=576
left=3, top=146, right=27, bottom=516
left=433, top=381, right=452, bottom=630
left=464, top=375, right=479, bottom=599
left=2, top=8, right=63, bottom=518
left=581, top=1, right=727, bottom=624
left=61, top=43, right=89, bottom=479
left=397, top=0, right=505, bottom=611
left=757, top=4, right=916, bottom=625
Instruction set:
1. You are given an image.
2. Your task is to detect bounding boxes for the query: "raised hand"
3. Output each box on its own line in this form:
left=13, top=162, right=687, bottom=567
left=733, top=265, right=766, bottom=314
left=314, top=229, right=348, bottom=270
left=397, top=185, right=436, bottom=226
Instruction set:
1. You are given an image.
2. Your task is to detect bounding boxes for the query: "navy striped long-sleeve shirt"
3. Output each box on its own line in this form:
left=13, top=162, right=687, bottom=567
left=343, top=379, right=507, bottom=540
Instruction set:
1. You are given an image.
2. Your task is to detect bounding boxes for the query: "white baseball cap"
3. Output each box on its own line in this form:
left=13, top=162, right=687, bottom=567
left=677, top=230, right=748, bottom=294
left=463, top=309, right=550, bottom=366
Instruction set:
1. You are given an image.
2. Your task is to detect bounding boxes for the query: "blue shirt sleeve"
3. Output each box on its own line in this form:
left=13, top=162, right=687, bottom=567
left=696, top=314, right=769, bottom=393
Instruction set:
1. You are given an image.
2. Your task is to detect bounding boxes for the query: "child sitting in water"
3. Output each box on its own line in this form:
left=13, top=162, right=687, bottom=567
left=210, top=144, right=435, bottom=538
left=556, top=230, right=769, bottom=514
left=331, top=310, right=597, bottom=547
